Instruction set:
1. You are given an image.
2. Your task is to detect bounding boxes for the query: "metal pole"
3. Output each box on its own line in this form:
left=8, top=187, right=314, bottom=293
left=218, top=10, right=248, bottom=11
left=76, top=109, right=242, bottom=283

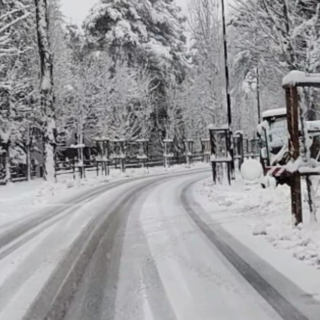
left=256, top=66, right=261, bottom=123
left=221, top=0, right=232, bottom=126
left=221, top=0, right=235, bottom=180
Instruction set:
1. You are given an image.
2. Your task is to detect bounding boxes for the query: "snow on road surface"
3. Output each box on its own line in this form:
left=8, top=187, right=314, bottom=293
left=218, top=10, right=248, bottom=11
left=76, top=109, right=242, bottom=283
left=0, top=163, right=207, bottom=228
left=0, top=169, right=320, bottom=319
left=193, top=178, right=320, bottom=306
left=137, top=175, right=282, bottom=320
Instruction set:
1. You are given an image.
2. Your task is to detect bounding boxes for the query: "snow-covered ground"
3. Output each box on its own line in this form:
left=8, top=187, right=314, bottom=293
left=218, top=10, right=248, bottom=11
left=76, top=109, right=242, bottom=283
left=192, top=176, right=320, bottom=299
left=0, top=163, right=208, bottom=227
left=1, top=167, right=320, bottom=319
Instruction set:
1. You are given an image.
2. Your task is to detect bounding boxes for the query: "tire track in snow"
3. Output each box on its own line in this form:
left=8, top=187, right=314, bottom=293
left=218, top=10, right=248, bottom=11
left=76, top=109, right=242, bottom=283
left=102, top=183, right=178, bottom=320
left=22, top=182, right=154, bottom=320
left=0, top=168, right=209, bottom=258
left=181, top=179, right=320, bottom=320
left=0, top=181, right=126, bottom=261
left=22, top=172, right=206, bottom=320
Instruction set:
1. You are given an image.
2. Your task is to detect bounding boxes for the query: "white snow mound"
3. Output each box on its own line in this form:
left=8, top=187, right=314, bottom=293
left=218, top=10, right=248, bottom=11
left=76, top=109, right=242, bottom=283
left=241, top=159, right=263, bottom=182
left=253, top=221, right=268, bottom=236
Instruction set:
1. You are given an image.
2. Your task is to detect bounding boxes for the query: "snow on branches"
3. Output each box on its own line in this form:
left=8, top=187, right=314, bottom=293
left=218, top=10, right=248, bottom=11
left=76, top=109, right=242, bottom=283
left=60, top=52, right=153, bottom=144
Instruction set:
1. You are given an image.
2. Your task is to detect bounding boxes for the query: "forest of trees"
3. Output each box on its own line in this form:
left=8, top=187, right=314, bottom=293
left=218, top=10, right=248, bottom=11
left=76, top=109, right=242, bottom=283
left=0, top=0, right=320, bottom=184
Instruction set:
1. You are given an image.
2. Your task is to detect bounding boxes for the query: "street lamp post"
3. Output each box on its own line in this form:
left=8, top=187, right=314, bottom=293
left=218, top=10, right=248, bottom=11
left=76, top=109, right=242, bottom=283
left=221, top=0, right=235, bottom=178
left=256, top=66, right=261, bottom=123
left=221, top=0, right=232, bottom=127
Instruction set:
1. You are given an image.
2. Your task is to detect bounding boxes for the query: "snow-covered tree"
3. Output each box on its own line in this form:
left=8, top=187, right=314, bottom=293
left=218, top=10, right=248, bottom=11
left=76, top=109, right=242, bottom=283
left=48, top=0, right=74, bottom=121
left=83, top=0, right=189, bottom=142
left=229, top=0, right=320, bottom=135
left=34, top=0, right=56, bottom=181
left=0, top=0, right=38, bottom=184
left=94, top=55, right=153, bottom=141
left=62, top=52, right=152, bottom=148
left=187, top=0, right=227, bottom=127
left=84, top=0, right=188, bottom=80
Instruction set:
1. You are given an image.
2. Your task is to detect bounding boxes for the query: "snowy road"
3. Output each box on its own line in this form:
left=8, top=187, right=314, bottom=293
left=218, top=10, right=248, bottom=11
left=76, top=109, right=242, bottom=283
left=0, top=170, right=320, bottom=320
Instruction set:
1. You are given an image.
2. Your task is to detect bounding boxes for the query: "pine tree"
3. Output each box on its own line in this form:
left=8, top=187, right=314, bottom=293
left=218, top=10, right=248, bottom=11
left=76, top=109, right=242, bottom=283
left=84, top=0, right=188, bottom=80
left=83, top=0, right=189, bottom=142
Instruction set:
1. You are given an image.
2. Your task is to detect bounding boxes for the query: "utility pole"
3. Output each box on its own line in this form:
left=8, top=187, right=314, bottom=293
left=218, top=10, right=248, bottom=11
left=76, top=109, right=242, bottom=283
left=221, top=0, right=235, bottom=178
left=221, top=0, right=232, bottom=126
left=256, top=65, right=261, bottom=122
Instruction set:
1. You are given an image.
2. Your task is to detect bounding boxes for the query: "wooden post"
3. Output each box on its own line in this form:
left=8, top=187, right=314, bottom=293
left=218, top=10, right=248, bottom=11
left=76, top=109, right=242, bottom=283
left=72, top=158, right=75, bottom=180
left=146, top=141, right=149, bottom=169
left=209, top=130, right=217, bottom=183
left=119, top=140, right=126, bottom=173
left=184, top=140, right=193, bottom=167
left=226, top=131, right=232, bottom=185
left=286, top=87, right=302, bottom=225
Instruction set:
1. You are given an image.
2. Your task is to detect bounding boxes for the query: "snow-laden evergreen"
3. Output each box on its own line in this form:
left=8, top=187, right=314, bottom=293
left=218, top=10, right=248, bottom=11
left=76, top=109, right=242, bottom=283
left=83, top=0, right=188, bottom=80
left=0, top=0, right=39, bottom=184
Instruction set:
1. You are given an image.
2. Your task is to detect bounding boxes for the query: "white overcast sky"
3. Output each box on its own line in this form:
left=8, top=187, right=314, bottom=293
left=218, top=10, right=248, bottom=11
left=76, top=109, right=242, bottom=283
left=61, top=0, right=190, bottom=26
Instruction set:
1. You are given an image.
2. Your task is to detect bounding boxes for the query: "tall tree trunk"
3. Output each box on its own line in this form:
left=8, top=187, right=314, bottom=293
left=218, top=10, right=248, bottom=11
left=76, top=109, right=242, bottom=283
left=26, top=125, right=32, bottom=181
left=34, top=0, right=56, bottom=182
left=1, top=143, right=11, bottom=185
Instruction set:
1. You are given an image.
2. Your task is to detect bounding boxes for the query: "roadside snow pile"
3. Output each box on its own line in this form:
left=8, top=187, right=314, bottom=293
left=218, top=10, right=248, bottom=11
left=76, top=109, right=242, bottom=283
left=194, top=177, right=320, bottom=269
left=0, top=162, right=209, bottom=227
left=255, top=221, right=320, bottom=267
left=196, top=177, right=290, bottom=217
left=37, top=165, right=194, bottom=203
left=252, top=221, right=269, bottom=236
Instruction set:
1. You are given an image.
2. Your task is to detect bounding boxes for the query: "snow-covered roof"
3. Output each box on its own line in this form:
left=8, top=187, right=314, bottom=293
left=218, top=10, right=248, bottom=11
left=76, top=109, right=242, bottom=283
left=70, top=144, right=85, bottom=149
left=282, top=71, right=320, bottom=88
left=306, top=121, right=320, bottom=132
left=208, top=124, right=230, bottom=130
left=112, top=138, right=126, bottom=142
left=262, top=108, right=287, bottom=119
left=234, top=130, right=244, bottom=136
left=93, top=136, right=109, bottom=141
left=136, top=139, right=149, bottom=142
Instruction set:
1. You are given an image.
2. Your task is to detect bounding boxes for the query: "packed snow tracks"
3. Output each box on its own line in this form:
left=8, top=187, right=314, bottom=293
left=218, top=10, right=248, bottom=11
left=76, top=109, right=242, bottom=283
left=0, top=169, right=319, bottom=320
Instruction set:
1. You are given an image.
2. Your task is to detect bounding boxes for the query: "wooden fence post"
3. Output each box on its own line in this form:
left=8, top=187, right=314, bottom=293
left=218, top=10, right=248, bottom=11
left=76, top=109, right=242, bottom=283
left=286, top=86, right=302, bottom=225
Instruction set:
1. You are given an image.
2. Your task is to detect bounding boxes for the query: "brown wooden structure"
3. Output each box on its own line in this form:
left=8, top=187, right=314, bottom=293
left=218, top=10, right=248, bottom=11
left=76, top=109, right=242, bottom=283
left=163, top=139, right=174, bottom=168
left=209, top=126, right=233, bottom=185
left=233, top=132, right=244, bottom=169
left=137, top=139, right=149, bottom=168
left=94, top=137, right=110, bottom=176
left=282, top=71, right=320, bottom=225
left=112, top=139, right=127, bottom=172
left=184, top=140, right=194, bottom=167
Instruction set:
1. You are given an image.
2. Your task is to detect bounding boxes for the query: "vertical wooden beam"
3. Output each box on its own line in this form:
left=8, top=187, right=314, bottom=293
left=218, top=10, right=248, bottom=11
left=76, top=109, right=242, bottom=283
left=256, top=66, right=261, bottom=123
left=209, top=130, right=216, bottom=183
left=286, top=87, right=302, bottom=225
left=34, top=0, right=56, bottom=181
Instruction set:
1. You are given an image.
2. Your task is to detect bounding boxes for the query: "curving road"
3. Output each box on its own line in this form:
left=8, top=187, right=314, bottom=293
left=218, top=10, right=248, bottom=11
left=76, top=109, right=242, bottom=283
left=0, top=169, right=319, bottom=320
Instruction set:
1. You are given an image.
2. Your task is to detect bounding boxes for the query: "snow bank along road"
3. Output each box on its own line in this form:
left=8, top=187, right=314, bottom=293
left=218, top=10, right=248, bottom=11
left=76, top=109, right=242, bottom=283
left=0, top=170, right=320, bottom=320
